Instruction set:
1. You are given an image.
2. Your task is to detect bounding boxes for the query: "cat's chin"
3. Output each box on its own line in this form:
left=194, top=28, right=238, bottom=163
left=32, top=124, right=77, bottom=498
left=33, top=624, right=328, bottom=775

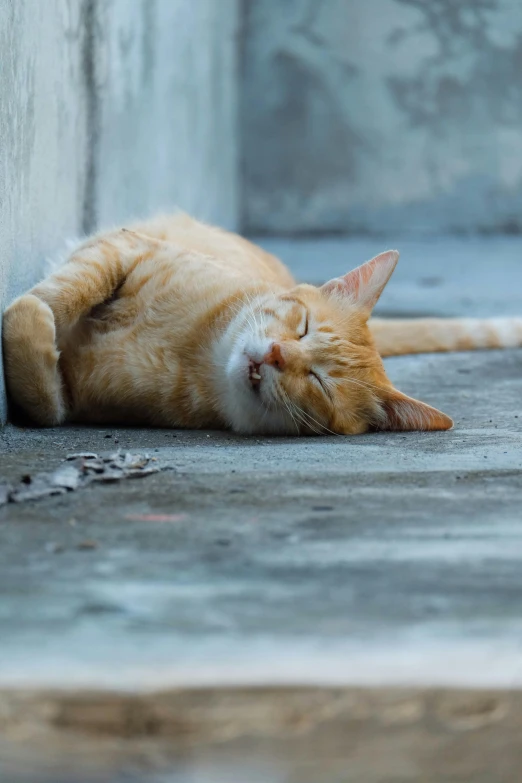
left=219, top=348, right=293, bottom=435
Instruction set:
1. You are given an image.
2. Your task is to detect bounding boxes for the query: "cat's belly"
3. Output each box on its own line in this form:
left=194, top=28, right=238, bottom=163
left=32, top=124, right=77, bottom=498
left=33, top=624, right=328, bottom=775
left=56, top=260, right=243, bottom=429
left=59, top=322, right=222, bottom=429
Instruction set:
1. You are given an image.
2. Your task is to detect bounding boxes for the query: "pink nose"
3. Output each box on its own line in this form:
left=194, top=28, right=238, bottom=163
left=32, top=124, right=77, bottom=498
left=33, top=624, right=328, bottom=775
left=263, top=343, right=286, bottom=371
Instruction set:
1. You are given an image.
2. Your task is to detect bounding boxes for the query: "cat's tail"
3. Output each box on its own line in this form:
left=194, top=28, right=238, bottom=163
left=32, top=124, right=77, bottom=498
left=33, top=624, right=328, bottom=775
left=370, top=317, right=522, bottom=357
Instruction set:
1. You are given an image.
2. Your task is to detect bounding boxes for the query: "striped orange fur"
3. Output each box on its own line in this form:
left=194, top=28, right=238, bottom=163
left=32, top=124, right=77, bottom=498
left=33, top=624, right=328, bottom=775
left=4, top=213, right=516, bottom=435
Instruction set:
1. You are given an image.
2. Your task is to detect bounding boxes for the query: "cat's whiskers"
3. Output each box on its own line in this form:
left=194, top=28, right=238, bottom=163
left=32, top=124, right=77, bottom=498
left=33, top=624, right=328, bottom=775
left=272, top=386, right=300, bottom=434
left=285, top=390, right=338, bottom=436
left=291, top=405, right=323, bottom=436
left=279, top=389, right=308, bottom=434
left=343, top=376, right=380, bottom=394
left=278, top=386, right=331, bottom=436
left=300, top=406, right=338, bottom=436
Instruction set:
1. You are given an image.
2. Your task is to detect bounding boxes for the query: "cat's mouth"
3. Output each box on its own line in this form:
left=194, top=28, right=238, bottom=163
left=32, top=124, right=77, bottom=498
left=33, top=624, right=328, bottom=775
left=248, top=359, right=262, bottom=392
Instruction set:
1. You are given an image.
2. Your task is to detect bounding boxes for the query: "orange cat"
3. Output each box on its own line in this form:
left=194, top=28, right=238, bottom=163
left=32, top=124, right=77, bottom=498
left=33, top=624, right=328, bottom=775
left=4, top=213, right=522, bottom=435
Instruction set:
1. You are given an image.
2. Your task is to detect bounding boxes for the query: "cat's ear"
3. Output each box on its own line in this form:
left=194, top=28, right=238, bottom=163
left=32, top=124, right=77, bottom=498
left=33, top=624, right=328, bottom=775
left=320, top=250, right=399, bottom=314
left=378, top=388, right=453, bottom=431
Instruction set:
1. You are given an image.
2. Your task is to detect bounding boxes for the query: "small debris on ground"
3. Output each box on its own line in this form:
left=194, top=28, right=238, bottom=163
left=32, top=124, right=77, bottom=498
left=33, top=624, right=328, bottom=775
left=77, top=540, right=99, bottom=550
left=124, top=512, right=186, bottom=523
left=0, top=451, right=167, bottom=507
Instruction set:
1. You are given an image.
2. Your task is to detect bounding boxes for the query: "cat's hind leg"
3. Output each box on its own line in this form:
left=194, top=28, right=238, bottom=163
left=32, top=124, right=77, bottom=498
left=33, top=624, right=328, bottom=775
left=3, top=294, right=66, bottom=425
left=3, top=228, right=159, bottom=425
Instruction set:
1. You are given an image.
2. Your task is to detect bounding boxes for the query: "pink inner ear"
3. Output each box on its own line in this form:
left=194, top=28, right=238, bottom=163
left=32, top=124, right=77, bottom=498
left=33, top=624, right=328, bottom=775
left=321, top=250, right=399, bottom=313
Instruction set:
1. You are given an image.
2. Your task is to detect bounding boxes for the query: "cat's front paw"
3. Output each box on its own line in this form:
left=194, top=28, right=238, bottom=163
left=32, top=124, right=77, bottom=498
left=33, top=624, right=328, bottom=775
left=3, top=294, right=66, bottom=425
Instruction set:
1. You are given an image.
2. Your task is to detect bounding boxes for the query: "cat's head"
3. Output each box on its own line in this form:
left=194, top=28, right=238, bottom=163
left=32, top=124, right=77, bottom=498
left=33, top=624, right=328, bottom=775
left=221, top=250, right=453, bottom=435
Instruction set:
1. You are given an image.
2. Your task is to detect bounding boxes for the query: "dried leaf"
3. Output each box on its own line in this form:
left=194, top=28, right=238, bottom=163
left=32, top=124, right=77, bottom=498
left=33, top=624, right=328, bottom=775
left=50, top=464, right=81, bottom=490
left=4, top=451, right=163, bottom=506
left=10, top=476, right=67, bottom=503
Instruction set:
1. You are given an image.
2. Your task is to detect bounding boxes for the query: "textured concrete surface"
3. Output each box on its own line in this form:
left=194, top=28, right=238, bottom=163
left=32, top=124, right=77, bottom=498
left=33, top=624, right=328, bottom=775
left=2, top=348, right=522, bottom=692
left=0, top=0, right=239, bottom=422
left=2, top=688, right=522, bottom=783
left=241, top=0, right=522, bottom=234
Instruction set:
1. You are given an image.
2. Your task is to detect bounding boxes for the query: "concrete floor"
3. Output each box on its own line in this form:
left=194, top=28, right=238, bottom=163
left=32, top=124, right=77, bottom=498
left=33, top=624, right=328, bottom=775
left=1, top=237, right=522, bottom=782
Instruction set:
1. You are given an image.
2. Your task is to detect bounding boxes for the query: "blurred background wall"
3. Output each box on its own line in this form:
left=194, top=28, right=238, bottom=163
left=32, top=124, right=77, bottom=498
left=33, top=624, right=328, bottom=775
left=241, top=0, right=522, bottom=235
left=2, top=0, right=522, bottom=419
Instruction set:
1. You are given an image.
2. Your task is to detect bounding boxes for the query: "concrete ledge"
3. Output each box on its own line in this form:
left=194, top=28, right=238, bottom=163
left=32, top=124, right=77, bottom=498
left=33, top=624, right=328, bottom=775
left=2, top=686, right=522, bottom=782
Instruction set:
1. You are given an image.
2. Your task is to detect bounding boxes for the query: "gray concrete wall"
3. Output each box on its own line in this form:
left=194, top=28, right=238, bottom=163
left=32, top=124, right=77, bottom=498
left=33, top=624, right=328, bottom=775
left=93, top=0, right=238, bottom=230
left=0, top=0, right=89, bottom=423
left=241, top=0, right=522, bottom=235
left=0, top=0, right=239, bottom=422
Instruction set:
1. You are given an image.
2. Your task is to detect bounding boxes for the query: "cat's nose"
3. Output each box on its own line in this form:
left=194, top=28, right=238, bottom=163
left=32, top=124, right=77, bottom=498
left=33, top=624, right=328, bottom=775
left=263, top=342, right=286, bottom=371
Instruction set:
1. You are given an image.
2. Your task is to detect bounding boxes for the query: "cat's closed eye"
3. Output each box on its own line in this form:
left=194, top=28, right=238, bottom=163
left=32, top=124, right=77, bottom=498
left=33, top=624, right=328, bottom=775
left=309, top=369, right=327, bottom=393
left=298, top=311, right=309, bottom=339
